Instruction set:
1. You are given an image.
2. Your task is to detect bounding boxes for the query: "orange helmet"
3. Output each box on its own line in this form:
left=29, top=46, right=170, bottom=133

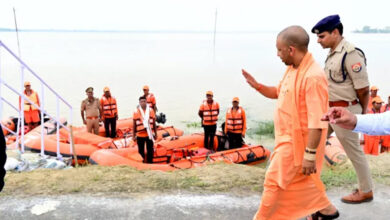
left=206, top=91, right=213, bottom=96
left=370, top=86, right=378, bottom=91
left=372, top=96, right=383, bottom=104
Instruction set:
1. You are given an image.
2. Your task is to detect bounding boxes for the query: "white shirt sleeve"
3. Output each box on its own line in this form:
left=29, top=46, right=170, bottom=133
left=353, top=111, right=390, bottom=135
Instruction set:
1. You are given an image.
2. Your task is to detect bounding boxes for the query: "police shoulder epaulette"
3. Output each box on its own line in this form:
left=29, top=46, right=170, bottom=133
left=344, top=42, right=356, bottom=53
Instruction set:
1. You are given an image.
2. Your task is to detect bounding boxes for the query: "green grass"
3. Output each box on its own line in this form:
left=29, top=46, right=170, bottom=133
left=247, top=120, right=275, bottom=138
left=1, top=163, right=266, bottom=196
left=321, top=154, right=390, bottom=189
left=321, top=165, right=357, bottom=188
left=184, top=121, right=202, bottom=128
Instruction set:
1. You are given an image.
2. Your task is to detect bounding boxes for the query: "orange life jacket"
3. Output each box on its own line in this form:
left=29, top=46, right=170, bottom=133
left=133, top=108, right=155, bottom=136
left=146, top=93, right=156, bottom=108
left=100, top=96, right=117, bottom=119
left=201, top=101, right=219, bottom=125
left=20, top=90, right=39, bottom=111
left=226, top=107, right=244, bottom=133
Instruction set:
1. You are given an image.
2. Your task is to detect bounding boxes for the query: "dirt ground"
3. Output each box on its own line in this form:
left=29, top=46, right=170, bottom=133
left=0, top=184, right=389, bottom=220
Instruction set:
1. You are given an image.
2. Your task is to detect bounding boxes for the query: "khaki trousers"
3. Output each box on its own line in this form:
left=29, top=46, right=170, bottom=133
left=328, top=104, right=373, bottom=192
left=86, top=119, right=100, bottom=135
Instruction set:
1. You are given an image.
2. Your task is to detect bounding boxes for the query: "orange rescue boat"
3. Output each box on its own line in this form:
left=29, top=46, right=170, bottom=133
left=21, top=118, right=183, bottom=163
left=324, top=136, right=348, bottom=166
left=89, top=133, right=271, bottom=171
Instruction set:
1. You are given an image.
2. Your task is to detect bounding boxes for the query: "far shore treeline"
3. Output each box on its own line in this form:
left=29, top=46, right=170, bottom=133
left=353, top=26, right=390, bottom=33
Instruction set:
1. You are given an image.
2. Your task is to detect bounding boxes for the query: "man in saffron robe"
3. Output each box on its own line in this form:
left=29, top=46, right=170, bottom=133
left=242, top=26, right=339, bottom=219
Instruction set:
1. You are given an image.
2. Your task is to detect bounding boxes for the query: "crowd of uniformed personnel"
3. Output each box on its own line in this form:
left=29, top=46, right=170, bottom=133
left=77, top=84, right=247, bottom=163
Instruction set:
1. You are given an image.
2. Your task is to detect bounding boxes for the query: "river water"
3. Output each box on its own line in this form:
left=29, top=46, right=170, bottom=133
left=1, top=31, right=389, bottom=144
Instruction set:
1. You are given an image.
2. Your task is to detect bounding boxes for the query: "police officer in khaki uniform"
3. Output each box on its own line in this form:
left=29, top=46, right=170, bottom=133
left=312, top=15, right=373, bottom=204
left=81, top=87, right=102, bottom=135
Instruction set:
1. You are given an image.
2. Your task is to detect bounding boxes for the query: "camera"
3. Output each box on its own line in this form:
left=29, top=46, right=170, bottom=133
left=156, top=112, right=166, bottom=124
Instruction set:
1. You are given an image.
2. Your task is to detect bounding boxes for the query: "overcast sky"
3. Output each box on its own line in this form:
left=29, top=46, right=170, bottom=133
left=1, top=0, right=389, bottom=32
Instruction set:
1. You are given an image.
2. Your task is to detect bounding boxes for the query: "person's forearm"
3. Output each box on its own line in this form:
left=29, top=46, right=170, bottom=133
left=256, top=84, right=278, bottom=99
left=302, top=129, right=323, bottom=162
left=356, top=86, right=369, bottom=114
left=354, top=112, right=390, bottom=135
left=306, top=129, right=323, bottom=150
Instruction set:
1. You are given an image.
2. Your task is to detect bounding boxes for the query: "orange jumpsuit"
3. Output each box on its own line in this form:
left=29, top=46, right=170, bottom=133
left=380, top=105, right=390, bottom=152
left=19, top=90, right=40, bottom=124
left=363, top=109, right=382, bottom=155
left=254, top=53, right=331, bottom=220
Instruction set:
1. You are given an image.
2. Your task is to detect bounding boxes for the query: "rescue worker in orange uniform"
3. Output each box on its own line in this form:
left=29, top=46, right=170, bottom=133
left=100, top=87, right=118, bottom=138
left=367, top=86, right=379, bottom=111
left=198, top=91, right=220, bottom=151
left=224, top=97, right=246, bottom=149
left=19, top=81, right=40, bottom=131
left=243, top=26, right=338, bottom=220
left=142, top=85, right=157, bottom=112
left=132, top=96, right=157, bottom=163
left=81, top=87, right=102, bottom=135
left=381, top=95, right=390, bottom=152
left=363, top=97, right=383, bottom=155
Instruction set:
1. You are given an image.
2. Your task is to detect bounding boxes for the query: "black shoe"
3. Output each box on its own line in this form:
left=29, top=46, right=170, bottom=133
left=308, top=210, right=340, bottom=220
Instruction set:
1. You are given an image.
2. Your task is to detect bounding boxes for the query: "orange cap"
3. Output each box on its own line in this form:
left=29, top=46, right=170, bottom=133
left=370, top=86, right=378, bottom=91
left=206, top=91, right=213, bottom=96
left=232, top=97, right=239, bottom=102
left=103, top=86, right=110, bottom=92
left=143, top=85, right=149, bottom=90
left=372, top=96, right=383, bottom=104
left=24, top=81, right=31, bottom=86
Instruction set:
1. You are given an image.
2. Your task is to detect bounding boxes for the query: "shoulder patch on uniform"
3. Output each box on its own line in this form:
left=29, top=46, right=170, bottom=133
left=351, top=62, right=362, bottom=72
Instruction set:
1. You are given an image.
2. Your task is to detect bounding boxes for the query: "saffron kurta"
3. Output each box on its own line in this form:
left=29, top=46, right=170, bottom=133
left=254, top=53, right=331, bottom=220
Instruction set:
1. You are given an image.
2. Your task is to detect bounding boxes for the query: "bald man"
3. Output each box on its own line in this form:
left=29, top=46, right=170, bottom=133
left=243, top=26, right=339, bottom=219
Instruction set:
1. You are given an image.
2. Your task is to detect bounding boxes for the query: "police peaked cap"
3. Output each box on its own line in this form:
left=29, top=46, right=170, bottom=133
left=311, top=14, right=341, bottom=34
left=85, top=87, right=94, bottom=92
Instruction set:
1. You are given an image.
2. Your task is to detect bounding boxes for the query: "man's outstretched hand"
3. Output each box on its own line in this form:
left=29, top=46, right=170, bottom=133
left=242, top=69, right=260, bottom=90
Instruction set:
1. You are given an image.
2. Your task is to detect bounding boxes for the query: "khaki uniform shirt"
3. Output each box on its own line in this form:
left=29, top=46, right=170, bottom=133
left=81, top=97, right=100, bottom=117
left=325, top=38, right=369, bottom=102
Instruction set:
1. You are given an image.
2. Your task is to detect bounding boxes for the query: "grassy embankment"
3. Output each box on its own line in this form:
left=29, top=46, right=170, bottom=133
left=2, top=154, right=390, bottom=196
left=2, top=121, right=389, bottom=196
